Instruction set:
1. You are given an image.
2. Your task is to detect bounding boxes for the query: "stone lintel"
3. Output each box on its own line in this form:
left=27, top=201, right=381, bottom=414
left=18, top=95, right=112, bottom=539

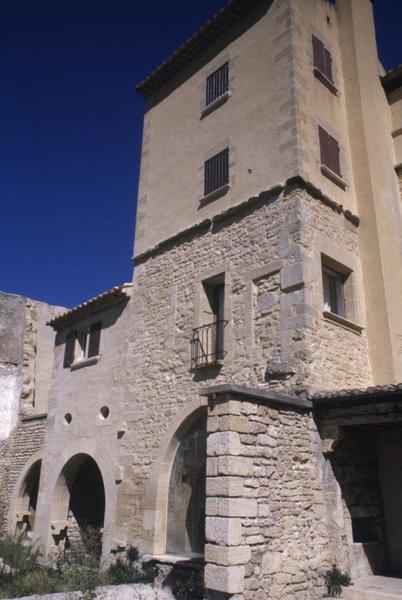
left=200, top=384, right=311, bottom=411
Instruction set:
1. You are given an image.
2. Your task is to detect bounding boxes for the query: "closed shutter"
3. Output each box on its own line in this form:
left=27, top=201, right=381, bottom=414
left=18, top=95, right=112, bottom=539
left=64, top=331, right=76, bottom=368
left=319, top=126, right=330, bottom=167
left=88, top=321, right=101, bottom=358
left=312, top=35, right=325, bottom=74
left=204, top=148, right=229, bottom=196
left=329, top=134, right=341, bottom=176
left=324, top=47, right=333, bottom=82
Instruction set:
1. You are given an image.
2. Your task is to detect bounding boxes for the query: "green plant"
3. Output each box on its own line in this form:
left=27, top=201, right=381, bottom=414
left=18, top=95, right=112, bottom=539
left=106, top=546, right=158, bottom=586
left=324, top=565, right=351, bottom=597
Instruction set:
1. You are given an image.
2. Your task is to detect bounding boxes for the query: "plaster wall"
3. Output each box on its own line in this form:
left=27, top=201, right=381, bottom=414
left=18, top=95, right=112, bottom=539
left=337, top=0, right=402, bottom=384
left=134, top=0, right=301, bottom=256
left=33, top=290, right=132, bottom=556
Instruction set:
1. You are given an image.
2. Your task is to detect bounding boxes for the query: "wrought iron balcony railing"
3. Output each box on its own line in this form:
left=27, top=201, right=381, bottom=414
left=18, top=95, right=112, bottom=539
left=191, top=319, right=228, bottom=369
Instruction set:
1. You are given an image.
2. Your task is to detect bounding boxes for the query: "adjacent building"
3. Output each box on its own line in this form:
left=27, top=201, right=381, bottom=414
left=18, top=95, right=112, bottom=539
left=1, top=0, right=402, bottom=598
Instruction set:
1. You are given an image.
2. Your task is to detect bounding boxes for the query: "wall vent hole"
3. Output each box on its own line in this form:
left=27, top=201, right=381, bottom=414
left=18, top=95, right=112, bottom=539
left=64, top=413, right=72, bottom=425
left=99, top=406, right=110, bottom=420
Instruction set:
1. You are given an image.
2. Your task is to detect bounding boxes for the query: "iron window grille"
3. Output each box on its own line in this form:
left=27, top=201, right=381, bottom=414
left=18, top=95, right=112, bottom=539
left=204, top=148, right=229, bottom=196
left=191, top=319, right=228, bottom=368
left=206, top=62, right=229, bottom=106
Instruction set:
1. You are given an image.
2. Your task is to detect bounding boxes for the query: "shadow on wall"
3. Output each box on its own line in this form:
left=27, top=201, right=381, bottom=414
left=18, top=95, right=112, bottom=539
left=328, top=428, right=388, bottom=576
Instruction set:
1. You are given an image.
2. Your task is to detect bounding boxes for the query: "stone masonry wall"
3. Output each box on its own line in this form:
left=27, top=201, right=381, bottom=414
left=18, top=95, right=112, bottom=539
left=1, top=416, right=47, bottom=532
left=128, top=189, right=371, bottom=544
left=205, top=396, right=337, bottom=600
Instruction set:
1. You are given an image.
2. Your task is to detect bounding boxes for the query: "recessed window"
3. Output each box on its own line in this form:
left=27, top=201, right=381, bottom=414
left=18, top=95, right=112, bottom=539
left=204, top=148, right=229, bottom=197
left=191, top=276, right=227, bottom=368
left=319, top=126, right=342, bottom=178
left=312, top=35, right=333, bottom=82
left=206, top=62, right=229, bottom=106
left=63, top=321, right=101, bottom=368
left=322, top=266, right=345, bottom=317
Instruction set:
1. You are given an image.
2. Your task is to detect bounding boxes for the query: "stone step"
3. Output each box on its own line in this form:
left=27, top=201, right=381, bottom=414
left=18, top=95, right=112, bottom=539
left=342, top=576, right=402, bottom=600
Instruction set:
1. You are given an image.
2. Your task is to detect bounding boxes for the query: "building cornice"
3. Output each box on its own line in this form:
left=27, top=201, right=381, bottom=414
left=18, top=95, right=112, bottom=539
left=133, top=177, right=360, bottom=265
left=199, top=383, right=311, bottom=411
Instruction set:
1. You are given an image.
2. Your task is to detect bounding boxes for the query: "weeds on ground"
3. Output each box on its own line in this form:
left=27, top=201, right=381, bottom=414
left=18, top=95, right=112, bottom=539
left=324, top=564, right=351, bottom=597
left=0, top=530, right=158, bottom=599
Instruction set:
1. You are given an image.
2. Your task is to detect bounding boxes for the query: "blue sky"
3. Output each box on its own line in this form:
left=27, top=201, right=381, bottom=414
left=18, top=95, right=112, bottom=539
left=1, top=0, right=401, bottom=308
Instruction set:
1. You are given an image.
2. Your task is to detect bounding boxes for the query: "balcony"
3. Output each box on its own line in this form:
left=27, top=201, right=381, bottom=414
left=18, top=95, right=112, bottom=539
left=191, top=319, right=227, bottom=369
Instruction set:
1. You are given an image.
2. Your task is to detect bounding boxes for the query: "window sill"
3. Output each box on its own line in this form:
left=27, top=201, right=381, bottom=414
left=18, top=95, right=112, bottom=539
left=323, top=311, right=363, bottom=333
left=321, top=165, right=347, bottom=190
left=71, top=355, right=100, bottom=370
left=200, top=91, right=231, bottom=119
left=313, top=67, right=338, bottom=96
left=199, top=184, right=230, bottom=207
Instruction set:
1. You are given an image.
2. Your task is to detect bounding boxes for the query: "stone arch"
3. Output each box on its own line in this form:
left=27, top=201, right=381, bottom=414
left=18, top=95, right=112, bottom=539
left=142, top=397, right=208, bottom=555
left=10, top=453, right=43, bottom=535
left=51, top=453, right=105, bottom=549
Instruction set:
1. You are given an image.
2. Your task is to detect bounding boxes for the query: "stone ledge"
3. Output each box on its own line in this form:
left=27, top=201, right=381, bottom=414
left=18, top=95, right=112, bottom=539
left=199, top=383, right=311, bottom=411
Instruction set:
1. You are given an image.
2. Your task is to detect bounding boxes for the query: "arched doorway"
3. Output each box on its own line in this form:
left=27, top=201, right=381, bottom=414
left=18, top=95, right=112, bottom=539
left=166, top=413, right=207, bottom=557
left=15, top=460, right=42, bottom=534
left=52, top=454, right=105, bottom=550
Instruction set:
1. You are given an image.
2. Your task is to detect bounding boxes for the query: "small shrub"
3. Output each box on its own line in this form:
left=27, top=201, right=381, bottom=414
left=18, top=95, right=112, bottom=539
left=324, top=565, right=351, bottom=597
left=106, top=546, right=158, bottom=586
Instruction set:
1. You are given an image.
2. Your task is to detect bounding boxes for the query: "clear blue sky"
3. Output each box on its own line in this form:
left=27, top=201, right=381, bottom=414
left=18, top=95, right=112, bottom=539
left=1, top=0, right=400, bottom=308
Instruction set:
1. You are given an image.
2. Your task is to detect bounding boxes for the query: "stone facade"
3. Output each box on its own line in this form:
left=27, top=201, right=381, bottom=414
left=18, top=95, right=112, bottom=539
left=1, top=0, right=402, bottom=599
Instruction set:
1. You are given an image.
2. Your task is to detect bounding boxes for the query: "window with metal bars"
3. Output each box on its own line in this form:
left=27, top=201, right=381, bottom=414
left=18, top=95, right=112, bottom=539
left=312, top=35, right=333, bottom=83
left=319, top=126, right=341, bottom=177
left=206, top=62, right=229, bottom=106
left=204, top=148, right=229, bottom=196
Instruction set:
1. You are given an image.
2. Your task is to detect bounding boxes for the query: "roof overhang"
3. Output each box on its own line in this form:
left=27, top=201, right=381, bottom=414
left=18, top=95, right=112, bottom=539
left=47, top=284, right=131, bottom=330
left=136, top=0, right=266, bottom=99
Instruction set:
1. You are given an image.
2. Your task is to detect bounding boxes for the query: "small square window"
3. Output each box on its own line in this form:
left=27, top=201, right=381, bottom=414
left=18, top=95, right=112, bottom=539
left=63, top=321, right=101, bottom=368
left=322, top=266, right=345, bottom=317
left=206, top=63, right=229, bottom=106
left=204, top=148, right=229, bottom=197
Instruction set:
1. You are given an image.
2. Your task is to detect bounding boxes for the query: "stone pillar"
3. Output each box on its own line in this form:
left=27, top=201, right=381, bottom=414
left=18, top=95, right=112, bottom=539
left=204, top=396, right=252, bottom=600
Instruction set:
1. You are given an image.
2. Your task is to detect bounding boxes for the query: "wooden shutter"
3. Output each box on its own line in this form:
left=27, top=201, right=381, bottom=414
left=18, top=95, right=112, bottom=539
left=88, top=321, right=101, bottom=358
left=329, top=134, right=341, bottom=176
left=64, top=331, right=76, bottom=368
left=312, top=35, right=325, bottom=74
left=323, top=48, right=333, bottom=82
left=204, top=148, right=229, bottom=196
left=319, top=126, right=330, bottom=168
left=206, top=62, right=229, bottom=106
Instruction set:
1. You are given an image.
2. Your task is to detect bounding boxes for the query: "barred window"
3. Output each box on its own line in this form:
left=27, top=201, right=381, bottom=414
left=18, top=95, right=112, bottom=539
left=204, top=148, right=229, bottom=196
left=206, top=62, right=229, bottom=106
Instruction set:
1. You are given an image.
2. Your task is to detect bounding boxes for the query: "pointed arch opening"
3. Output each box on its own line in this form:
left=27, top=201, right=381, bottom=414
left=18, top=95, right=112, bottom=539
left=166, top=412, right=207, bottom=558
left=15, top=459, right=42, bottom=535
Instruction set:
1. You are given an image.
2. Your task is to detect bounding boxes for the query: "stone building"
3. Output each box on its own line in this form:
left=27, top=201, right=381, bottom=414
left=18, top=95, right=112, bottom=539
left=1, top=0, right=402, bottom=598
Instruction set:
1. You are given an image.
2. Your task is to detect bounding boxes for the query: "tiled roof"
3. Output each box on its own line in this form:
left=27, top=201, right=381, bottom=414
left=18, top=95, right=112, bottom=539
left=47, top=284, right=131, bottom=330
left=136, top=0, right=265, bottom=99
left=312, top=382, right=402, bottom=403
